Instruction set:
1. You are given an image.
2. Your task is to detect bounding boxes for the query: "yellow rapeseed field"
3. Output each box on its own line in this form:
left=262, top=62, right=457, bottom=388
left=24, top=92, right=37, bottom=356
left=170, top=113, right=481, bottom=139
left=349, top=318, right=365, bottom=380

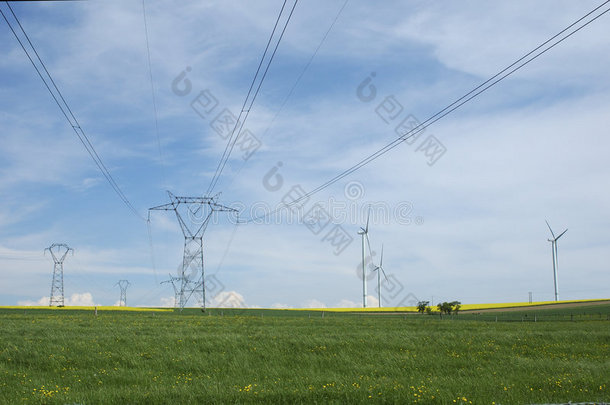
left=286, top=298, right=609, bottom=312
left=0, top=305, right=172, bottom=312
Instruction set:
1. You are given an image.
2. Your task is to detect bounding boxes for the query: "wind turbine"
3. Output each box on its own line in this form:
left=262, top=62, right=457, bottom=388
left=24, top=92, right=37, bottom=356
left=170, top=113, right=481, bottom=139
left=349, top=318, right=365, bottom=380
left=545, top=220, right=568, bottom=301
left=372, top=244, right=388, bottom=307
left=357, top=207, right=372, bottom=308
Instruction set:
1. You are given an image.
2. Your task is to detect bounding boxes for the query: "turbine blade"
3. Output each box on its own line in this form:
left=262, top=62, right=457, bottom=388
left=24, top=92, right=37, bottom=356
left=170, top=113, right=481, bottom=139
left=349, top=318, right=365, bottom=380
left=380, top=266, right=388, bottom=281
left=545, top=220, right=556, bottom=238
left=380, top=244, right=384, bottom=267
left=556, top=229, right=568, bottom=240
left=365, top=205, right=371, bottom=233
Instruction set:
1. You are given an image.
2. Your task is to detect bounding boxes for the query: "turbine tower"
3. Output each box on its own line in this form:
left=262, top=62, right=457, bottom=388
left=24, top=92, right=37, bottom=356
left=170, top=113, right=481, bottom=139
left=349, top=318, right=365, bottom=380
left=149, top=191, right=238, bottom=311
left=372, top=244, right=388, bottom=307
left=357, top=207, right=372, bottom=308
left=116, top=280, right=130, bottom=307
left=44, top=243, right=73, bottom=307
left=545, top=220, right=568, bottom=301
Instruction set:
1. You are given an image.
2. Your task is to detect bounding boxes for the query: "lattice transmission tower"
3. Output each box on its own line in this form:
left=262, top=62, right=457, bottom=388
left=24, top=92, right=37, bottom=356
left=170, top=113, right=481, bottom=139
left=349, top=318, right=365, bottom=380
left=161, top=274, right=182, bottom=308
left=149, top=191, right=238, bottom=311
left=44, top=243, right=73, bottom=307
left=116, top=280, right=130, bottom=307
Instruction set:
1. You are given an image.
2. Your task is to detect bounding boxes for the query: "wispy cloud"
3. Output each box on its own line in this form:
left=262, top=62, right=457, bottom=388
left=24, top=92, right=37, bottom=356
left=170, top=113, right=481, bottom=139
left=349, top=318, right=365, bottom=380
left=1, top=1, right=610, bottom=306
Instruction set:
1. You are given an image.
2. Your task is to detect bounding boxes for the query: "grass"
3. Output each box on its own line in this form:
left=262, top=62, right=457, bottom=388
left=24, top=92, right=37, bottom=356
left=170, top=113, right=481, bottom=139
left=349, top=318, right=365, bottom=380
left=0, top=305, right=609, bottom=404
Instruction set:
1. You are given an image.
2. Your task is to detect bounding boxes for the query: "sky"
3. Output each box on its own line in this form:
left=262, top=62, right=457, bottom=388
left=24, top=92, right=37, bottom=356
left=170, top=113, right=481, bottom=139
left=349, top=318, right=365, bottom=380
left=0, top=0, right=609, bottom=308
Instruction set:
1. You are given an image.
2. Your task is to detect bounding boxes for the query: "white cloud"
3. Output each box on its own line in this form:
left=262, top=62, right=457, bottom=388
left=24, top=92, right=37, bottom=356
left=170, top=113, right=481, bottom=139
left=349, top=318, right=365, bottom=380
left=270, top=302, right=292, bottom=309
left=159, top=296, right=176, bottom=308
left=67, top=292, right=96, bottom=306
left=18, top=292, right=96, bottom=306
left=366, top=295, right=379, bottom=308
left=17, top=296, right=49, bottom=306
left=336, top=299, right=358, bottom=308
left=210, top=291, right=247, bottom=308
left=303, top=299, right=326, bottom=309
left=388, top=1, right=610, bottom=82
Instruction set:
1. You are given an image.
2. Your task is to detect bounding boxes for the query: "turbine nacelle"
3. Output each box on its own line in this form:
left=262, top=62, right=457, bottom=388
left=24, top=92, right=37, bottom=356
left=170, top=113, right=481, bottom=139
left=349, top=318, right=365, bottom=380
left=370, top=244, right=389, bottom=308
left=372, top=245, right=388, bottom=280
left=546, top=219, right=568, bottom=242
left=555, top=229, right=568, bottom=241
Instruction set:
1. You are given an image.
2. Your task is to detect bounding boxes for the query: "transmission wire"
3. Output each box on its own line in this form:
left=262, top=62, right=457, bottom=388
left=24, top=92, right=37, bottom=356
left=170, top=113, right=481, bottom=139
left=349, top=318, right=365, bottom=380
left=222, top=0, right=350, bottom=193
left=142, top=0, right=164, bottom=167
left=245, top=0, right=610, bottom=224
left=1, top=3, right=144, bottom=220
left=205, top=0, right=299, bottom=196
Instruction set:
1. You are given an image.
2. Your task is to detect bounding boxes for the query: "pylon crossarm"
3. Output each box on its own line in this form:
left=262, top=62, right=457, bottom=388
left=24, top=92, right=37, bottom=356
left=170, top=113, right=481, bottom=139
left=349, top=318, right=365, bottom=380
left=48, top=249, right=59, bottom=263
left=161, top=274, right=182, bottom=286
left=58, top=248, right=73, bottom=263
left=149, top=203, right=178, bottom=211
left=44, top=244, right=72, bottom=263
left=209, top=202, right=238, bottom=212
left=171, top=197, right=215, bottom=204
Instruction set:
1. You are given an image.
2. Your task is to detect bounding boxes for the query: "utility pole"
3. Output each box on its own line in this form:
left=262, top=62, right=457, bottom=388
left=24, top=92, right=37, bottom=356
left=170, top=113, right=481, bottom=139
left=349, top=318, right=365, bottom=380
left=44, top=243, right=73, bottom=307
left=116, top=280, right=130, bottom=307
left=149, top=191, right=238, bottom=311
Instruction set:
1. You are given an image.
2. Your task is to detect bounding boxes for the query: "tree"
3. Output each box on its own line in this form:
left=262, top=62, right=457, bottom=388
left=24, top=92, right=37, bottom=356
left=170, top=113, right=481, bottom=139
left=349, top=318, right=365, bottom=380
left=437, top=302, right=449, bottom=314
left=435, top=301, right=462, bottom=315
left=451, top=301, right=462, bottom=315
left=416, top=301, right=430, bottom=314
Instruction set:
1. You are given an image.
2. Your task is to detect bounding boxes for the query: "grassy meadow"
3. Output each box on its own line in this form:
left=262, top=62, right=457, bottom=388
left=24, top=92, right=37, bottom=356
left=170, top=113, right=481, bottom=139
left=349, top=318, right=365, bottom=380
left=0, top=304, right=609, bottom=404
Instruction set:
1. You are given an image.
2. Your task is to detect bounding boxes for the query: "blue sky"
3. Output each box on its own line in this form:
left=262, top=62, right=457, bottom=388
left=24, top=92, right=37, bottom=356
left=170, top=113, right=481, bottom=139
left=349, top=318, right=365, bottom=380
left=1, top=0, right=609, bottom=308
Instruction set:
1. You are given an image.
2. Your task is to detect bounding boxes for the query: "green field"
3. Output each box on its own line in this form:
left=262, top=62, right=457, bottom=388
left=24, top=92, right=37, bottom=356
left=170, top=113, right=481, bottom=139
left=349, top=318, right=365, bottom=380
left=1, top=305, right=609, bottom=404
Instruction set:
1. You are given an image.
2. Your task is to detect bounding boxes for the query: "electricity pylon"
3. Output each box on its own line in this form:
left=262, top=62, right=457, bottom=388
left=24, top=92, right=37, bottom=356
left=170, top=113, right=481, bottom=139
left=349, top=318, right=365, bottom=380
left=161, top=273, right=182, bottom=308
left=149, top=191, right=238, bottom=311
left=44, top=243, right=73, bottom=307
left=116, top=280, right=130, bottom=307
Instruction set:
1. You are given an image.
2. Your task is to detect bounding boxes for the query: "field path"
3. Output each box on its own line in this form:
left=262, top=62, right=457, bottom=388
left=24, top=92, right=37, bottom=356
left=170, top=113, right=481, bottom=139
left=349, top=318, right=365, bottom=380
left=462, top=299, right=610, bottom=313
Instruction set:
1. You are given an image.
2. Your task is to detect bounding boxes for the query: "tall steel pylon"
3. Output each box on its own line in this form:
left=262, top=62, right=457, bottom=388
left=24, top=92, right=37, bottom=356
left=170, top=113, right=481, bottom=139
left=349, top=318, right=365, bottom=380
left=149, top=191, right=237, bottom=311
left=44, top=243, right=73, bottom=307
left=116, top=280, right=130, bottom=307
left=161, top=273, right=182, bottom=308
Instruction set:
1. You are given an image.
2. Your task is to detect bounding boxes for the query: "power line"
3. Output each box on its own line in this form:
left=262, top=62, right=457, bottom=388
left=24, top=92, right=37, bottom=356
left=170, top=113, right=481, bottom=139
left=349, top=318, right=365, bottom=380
left=1, top=2, right=144, bottom=220
left=245, top=0, right=610, bottom=223
left=205, top=0, right=290, bottom=196
left=205, top=1, right=350, bottom=275
left=258, top=0, right=348, bottom=143
left=142, top=0, right=164, bottom=166
left=222, top=0, right=350, bottom=193
left=205, top=0, right=299, bottom=196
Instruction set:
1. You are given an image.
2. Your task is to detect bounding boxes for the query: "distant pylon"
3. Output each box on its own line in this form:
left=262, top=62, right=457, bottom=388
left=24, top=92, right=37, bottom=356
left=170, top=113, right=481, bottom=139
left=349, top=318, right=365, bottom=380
left=161, top=273, right=182, bottom=308
left=44, top=243, right=73, bottom=307
left=149, top=191, right=238, bottom=311
left=116, top=280, right=130, bottom=307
